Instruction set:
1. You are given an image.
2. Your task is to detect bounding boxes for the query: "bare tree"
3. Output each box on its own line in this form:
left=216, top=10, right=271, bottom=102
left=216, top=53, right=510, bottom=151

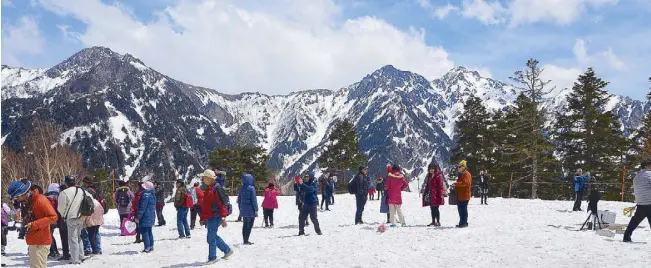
left=56, top=146, right=85, bottom=183
left=24, top=119, right=63, bottom=186
left=1, top=145, right=31, bottom=195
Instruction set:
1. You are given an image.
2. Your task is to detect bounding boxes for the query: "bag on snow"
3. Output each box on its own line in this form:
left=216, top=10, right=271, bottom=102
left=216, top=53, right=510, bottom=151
left=121, top=215, right=137, bottom=236
left=116, top=189, right=131, bottom=208
left=380, top=195, right=389, bottom=213
left=214, top=187, right=233, bottom=216
left=183, top=192, right=194, bottom=208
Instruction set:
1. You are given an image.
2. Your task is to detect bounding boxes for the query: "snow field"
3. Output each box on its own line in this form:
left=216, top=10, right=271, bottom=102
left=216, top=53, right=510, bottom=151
left=3, top=193, right=649, bottom=268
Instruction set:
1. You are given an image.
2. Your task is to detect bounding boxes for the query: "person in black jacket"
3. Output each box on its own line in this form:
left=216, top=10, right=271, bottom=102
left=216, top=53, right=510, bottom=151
left=479, top=170, right=489, bottom=205
left=354, top=166, right=369, bottom=225
left=154, top=182, right=166, bottom=226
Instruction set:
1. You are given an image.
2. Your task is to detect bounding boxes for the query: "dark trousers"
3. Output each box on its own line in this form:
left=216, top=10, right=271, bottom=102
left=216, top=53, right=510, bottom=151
left=263, top=209, right=274, bottom=227
left=190, top=205, right=201, bottom=229
left=135, top=223, right=141, bottom=241
left=330, top=194, right=334, bottom=205
left=57, top=216, right=69, bottom=257
left=430, top=205, right=440, bottom=223
left=573, top=190, right=584, bottom=211
left=299, top=205, right=321, bottom=234
left=457, top=200, right=469, bottom=226
left=156, top=205, right=166, bottom=225
left=49, top=224, right=59, bottom=255
left=480, top=187, right=488, bottom=204
left=355, top=194, right=367, bottom=223
left=1, top=225, right=7, bottom=247
left=297, top=204, right=309, bottom=226
left=86, top=226, right=101, bottom=254
left=242, top=217, right=255, bottom=243
left=624, top=204, right=651, bottom=239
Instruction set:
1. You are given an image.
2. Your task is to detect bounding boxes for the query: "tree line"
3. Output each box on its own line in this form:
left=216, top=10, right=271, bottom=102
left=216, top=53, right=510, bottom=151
left=451, top=59, right=651, bottom=201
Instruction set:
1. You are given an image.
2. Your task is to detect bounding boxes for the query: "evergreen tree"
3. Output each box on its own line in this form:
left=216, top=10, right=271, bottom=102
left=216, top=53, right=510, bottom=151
left=93, top=168, right=114, bottom=208
left=508, top=59, right=555, bottom=199
left=554, top=68, right=627, bottom=200
left=450, top=94, right=492, bottom=175
left=636, top=78, right=651, bottom=159
left=318, top=119, right=367, bottom=190
left=208, top=146, right=270, bottom=194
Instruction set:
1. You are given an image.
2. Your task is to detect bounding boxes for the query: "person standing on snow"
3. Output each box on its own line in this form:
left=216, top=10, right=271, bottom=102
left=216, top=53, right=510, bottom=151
left=297, top=173, right=322, bottom=236
left=131, top=183, right=144, bottom=244
left=262, top=183, right=280, bottom=228
left=319, top=171, right=330, bottom=210
left=199, top=169, right=234, bottom=265
left=478, top=170, right=490, bottom=205
left=423, top=163, right=446, bottom=226
left=58, top=177, right=92, bottom=264
left=84, top=198, right=104, bottom=255
left=154, top=182, right=166, bottom=226
left=237, top=174, right=258, bottom=245
left=44, top=183, right=63, bottom=258
left=353, top=166, right=370, bottom=225
left=323, top=176, right=334, bottom=211
left=136, top=181, right=157, bottom=253
left=623, top=159, right=651, bottom=242
left=173, top=180, right=191, bottom=239
left=9, top=180, right=58, bottom=268
left=114, top=181, right=134, bottom=228
left=453, top=160, right=472, bottom=228
left=385, top=165, right=409, bottom=227
left=189, top=182, right=204, bottom=230
left=294, top=176, right=309, bottom=227
left=573, top=169, right=590, bottom=211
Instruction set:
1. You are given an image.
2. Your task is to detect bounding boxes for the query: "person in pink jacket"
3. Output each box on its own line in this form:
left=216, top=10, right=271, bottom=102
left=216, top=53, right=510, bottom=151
left=85, top=198, right=104, bottom=255
left=261, top=183, right=280, bottom=228
left=422, top=162, right=446, bottom=226
left=385, top=165, right=409, bottom=227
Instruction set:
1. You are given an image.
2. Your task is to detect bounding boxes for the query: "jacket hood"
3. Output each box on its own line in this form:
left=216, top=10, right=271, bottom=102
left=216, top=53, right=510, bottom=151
left=242, top=174, right=254, bottom=186
left=306, top=172, right=316, bottom=184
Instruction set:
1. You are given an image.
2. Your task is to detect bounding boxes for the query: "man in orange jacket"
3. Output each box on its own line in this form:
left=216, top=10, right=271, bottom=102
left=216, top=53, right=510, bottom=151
left=453, top=160, right=472, bottom=228
left=8, top=180, right=58, bottom=268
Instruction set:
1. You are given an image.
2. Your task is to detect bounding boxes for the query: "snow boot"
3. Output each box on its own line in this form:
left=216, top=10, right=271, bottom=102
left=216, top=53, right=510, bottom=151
left=205, top=259, right=219, bottom=265
left=222, top=250, right=234, bottom=260
left=401, top=223, right=407, bottom=227
left=390, top=224, right=397, bottom=228
left=244, top=241, right=254, bottom=245
left=428, top=222, right=436, bottom=227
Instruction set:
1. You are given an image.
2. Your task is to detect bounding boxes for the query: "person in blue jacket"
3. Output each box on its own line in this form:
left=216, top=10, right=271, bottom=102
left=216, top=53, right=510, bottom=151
left=324, top=177, right=334, bottom=211
left=297, top=172, right=322, bottom=236
left=573, top=168, right=590, bottom=211
left=136, top=181, right=157, bottom=253
left=293, top=176, right=309, bottom=227
left=237, top=174, right=258, bottom=245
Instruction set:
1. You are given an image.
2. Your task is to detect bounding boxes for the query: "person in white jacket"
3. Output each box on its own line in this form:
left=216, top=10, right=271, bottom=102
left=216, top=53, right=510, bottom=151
left=57, top=177, right=91, bottom=265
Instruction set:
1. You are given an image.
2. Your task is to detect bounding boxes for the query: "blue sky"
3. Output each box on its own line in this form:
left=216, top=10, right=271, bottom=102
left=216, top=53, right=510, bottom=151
left=2, top=0, right=650, bottom=100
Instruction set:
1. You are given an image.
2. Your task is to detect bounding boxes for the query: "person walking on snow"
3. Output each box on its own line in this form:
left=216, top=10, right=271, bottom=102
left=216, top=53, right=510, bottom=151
left=174, top=180, right=191, bottom=239
left=58, top=177, right=92, bottom=264
left=237, top=174, right=258, bottom=245
left=385, top=165, right=409, bottom=227
left=189, top=182, right=204, bottom=230
left=114, top=181, right=134, bottom=228
left=198, top=169, right=234, bottom=265
left=623, top=159, right=651, bottom=242
left=453, top=160, right=472, bottom=228
left=136, top=181, right=157, bottom=253
left=84, top=198, right=104, bottom=255
left=354, top=166, right=370, bottom=225
left=479, top=170, right=489, bottom=205
left=297, top=173, right=322, bottom=236
left=423, top=163, right=446, bottom=226
left=154, top=182, right=166, bottom=226
left=262, top=183, right=280, bottom=228
left=573, top=169, right=590, bottom=211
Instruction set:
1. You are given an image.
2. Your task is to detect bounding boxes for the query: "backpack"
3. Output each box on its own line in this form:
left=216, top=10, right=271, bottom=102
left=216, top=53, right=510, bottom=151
left=79, top=188, right=95, bottom=217
left=116, top=189, right=130, bottom=208
left=347, top=177, right=357, bottom=194
left=214, top=187, right=233, bottom=216
left=183, top=192, right=194, bottom=208
left=188, top=188, right=198, bottom=205
left=86, top=187, right=108, bottom=214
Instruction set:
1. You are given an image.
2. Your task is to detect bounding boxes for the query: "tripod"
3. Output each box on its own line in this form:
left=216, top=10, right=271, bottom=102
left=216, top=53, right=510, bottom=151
left=580, top=212, right=604, bottom=231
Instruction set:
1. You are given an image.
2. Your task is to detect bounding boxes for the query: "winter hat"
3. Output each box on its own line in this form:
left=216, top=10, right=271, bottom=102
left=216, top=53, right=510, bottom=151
left=459, top=160, right=467, bottom=168
left=268, top=183, right=275, bottom=189
left=8, top=181, right=31, bottom=199
left=199, top=169, right=217, bottom=179
left=47, top=183, right=60, bottom=194
left=64, top=175, right=74, bottom=184
left=142, top=181, right=155, bottom=190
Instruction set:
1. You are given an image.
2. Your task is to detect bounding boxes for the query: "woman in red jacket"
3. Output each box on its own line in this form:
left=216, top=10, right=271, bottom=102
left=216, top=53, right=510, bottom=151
left=422, top=162, right=446, bottom=226
left=131, top=183, right=144, bottom=243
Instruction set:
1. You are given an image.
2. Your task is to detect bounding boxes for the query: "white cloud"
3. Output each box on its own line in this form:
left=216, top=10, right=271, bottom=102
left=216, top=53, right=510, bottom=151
left=572, top=38, right=627, bottom=70
left=35, top=0, right=455, bottom=94
left=460, top=0, right=506, bottom=25
left=434, top=4, right=459, bottom=19
left=542, top=64, right=583, bottom=91
left=1, top=17, right=45, bottom=66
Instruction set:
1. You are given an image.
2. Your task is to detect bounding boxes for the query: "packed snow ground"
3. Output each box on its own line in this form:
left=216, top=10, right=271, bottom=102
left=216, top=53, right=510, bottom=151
left=3, top=194, right=649, bottom=268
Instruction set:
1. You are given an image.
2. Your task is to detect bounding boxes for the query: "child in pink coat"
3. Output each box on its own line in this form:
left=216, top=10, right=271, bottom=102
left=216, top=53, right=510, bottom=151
left=261, top=183, right=280, bottom=228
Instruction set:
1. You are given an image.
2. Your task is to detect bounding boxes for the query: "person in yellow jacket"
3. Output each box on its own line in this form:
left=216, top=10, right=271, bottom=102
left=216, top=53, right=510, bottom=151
left=453, top=160, right=472, bottom=228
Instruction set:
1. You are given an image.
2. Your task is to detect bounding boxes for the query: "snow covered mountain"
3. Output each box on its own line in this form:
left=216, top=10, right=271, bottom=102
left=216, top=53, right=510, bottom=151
left=1, top=47, right=648, bottom=183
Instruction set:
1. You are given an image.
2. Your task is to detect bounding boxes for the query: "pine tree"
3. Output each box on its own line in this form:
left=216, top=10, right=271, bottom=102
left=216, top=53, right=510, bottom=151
left=450, top=94, right=492, bottom=175
left=508, top=59, right=554, bottom=199
left=318, top=119, right=367, bottom=190
left=554, top=68, right=627, bottom=200
left=208, top=146, right=270, bottom=194
left=93, top=168, right=114, bottom=208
